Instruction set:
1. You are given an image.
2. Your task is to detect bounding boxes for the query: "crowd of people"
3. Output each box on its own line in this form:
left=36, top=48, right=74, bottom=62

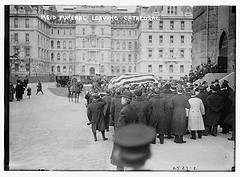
left=189, top=59, right=221, bottom=83
left=9, top=76, right=44, bottom=101
left=85, top=78, right=235, bottom=170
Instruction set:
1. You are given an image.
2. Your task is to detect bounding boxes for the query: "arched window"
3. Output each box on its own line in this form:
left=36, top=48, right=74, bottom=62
left=63, top=66, right=66, bottom=73
left=63, top=41, right=66, bottom=49
left=51, top=41, right=54, bottom=49
left=57, top=53, right=60, bottom=60
left=82, top=65, right=85, bottom=73
left=123, top=42, right=127, bottom=50
left=51, top=65, right=54, bottom=73
left=57, top=41, right=60, bottom=49
left=128, top=42, right=132, bottom=50
left=128, top=54, right=132, bottom=62
left=69, top=41, right=72, bottom=49
left=111, top=53, right=114, bottom=62
left=111, top=41, right=114, bottom=49
left=128, top=66, right=132, bottom=73
left=116, top=41, right=120, bottom=50
left=63, top=53, right=66, bottom=61
left=69, top=53, right=73, bottom=61
left=51, top=53, right=54, bottom=61
left=122, top=53, right=126, bottom=62
left=111, top=66, right=114, bottom=74
left=116, top=53, right=120, bottom=62
left=116, top=66, right=120, bottom=73
left=57, top=65, right=60, bottom=72
left=122, top=66, right=126, bottom=73
left=69, top=66, right=72, bottom=73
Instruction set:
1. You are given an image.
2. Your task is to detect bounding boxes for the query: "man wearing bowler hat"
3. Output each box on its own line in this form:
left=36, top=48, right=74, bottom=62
left=110, top=90, right=139, bottom=170
left=111, top=124, right=156, bottom=170
left=204, top=86, right=224, bottom=136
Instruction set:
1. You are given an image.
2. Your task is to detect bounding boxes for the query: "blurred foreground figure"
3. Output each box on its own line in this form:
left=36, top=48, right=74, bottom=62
left=111, top=124, right=156, bottom=171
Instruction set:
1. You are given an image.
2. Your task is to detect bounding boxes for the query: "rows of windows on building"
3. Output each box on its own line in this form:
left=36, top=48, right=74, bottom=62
left=147, top=64, right=185, bottom=73
left=148, top=35, right=186, bottom=45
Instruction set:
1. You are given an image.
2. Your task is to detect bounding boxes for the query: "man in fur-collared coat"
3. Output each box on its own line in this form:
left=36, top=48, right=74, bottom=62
left=204, top=86, right=224, bottom=136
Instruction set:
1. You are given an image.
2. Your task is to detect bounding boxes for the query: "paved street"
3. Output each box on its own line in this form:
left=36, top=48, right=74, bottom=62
left=9, top=82, right=235, bottom=171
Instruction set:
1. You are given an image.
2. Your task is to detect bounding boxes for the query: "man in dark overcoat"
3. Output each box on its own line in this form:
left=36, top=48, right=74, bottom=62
left=170, top=87, right=190, bottom=143
left=87, top=94, right=108, bottom=141
left=149, top=89, right=167, bottom=144
left=101, top=90, right=112, bottom=132
left=130, top=89, right=151, bottom=125
left=111, top=90, right=139, bottom=171
left=9, top=82, right=15, bottom=101
left=110, top=89, right=123, bottom=130
left=218, top=83, right=233, bottom=134
left=196, top=86, right=209, bottom=124
left=15, top=81, right=23, bottom=101
left=162, top=84, right=176, bottom=139
left=204, top=86, right=224, bottom=136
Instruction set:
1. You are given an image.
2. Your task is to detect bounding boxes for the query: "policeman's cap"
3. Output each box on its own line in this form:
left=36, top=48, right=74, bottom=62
left=114, top=124, right=156, bottom=167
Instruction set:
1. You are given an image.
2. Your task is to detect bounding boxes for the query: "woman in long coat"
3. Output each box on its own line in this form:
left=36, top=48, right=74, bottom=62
left=149, top=90, right=167, bottom=144
left=170, top=87, right=190, bottom=143
left=188, top=90, right=205, bottom=139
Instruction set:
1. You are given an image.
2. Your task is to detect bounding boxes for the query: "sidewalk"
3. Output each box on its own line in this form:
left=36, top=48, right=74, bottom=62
left=9, top=82, right=235, bottom=171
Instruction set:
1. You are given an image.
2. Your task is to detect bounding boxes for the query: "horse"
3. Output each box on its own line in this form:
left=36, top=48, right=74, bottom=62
left=67, top=81, right=83, bottom=103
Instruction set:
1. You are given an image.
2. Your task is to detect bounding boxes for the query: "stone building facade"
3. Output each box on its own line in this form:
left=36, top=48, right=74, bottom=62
left=9, top=5, right=193, bottom=80
left=192, top=6, right=236, bottom=73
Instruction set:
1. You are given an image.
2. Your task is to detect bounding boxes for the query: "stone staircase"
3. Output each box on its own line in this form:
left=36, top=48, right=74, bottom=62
left=194, top=72, right=235, bottom=88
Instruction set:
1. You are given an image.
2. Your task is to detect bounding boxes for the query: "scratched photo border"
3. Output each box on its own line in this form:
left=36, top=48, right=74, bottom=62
left=2, top=0, right=239, bottom=176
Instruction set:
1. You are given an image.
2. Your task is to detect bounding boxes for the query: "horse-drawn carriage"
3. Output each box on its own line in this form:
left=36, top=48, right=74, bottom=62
left=55, top=76, right=71, bottom=87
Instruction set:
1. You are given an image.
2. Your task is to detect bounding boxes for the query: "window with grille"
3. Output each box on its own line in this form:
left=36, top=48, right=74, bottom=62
left=57, top=53, right=60, bottom=60
left=181, top=21, right=185, bottom=30
left=148, top=50, right=152, bottom=57
left=170, top=36, right=174, bottom=44
left=159, top=21, right=163, bottom=30
left=170, top=50, right=174, bottom=58
left=159, top=65, right=163, bottom=73
left=159, top=35, right=163, bottom=44
left=180, top=65, right=184, bottom=73
left=57, top=41, right=60, bottom=49
left=149, top=35, right=152, bottom=44
left=14, top=33, right=18, bottom=43
left=149, top=21, right=152, bottom=29
left=148, top=65, right=152, bottom=73
left=14, top=18, right=18, bottom=28
left=25, top=33, right=29, bottom=43
left=181, top=36, right=184, bottom=44
left=57, top=66, right=60, bottom=72
left=63, top=66, right=66, bottom=73
left=159, top=50, right=163, bottom=57
left=170, top=21, right=174, bottom=30
left=169, top=65, right=173, bottom=73
left=180, top=50, right=184, bottom=58
left=25, top=19, right=29, bottom=28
